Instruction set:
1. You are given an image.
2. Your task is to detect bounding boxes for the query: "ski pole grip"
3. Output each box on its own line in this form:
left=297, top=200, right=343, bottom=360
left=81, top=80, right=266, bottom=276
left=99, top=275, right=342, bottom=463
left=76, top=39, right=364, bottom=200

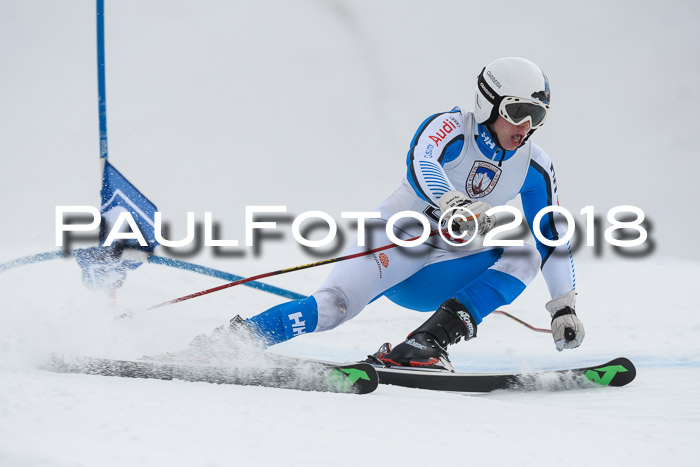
left=564, top=327, right=576, bottom=341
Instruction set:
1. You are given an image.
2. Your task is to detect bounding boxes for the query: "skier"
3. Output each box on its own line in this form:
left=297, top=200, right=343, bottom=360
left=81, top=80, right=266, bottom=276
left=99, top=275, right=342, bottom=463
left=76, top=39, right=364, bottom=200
left=199, top=57, right=584, bottom=371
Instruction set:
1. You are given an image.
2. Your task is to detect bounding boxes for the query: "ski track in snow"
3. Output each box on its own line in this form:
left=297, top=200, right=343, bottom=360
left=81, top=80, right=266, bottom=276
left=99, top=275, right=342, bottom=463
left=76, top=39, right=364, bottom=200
left=1, top=254, right=699, bottom=466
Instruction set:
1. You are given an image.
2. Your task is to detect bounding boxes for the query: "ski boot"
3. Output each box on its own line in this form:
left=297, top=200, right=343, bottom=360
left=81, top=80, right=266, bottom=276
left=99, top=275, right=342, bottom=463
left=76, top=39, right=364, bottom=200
left=376, top=298, right=477, bottom=372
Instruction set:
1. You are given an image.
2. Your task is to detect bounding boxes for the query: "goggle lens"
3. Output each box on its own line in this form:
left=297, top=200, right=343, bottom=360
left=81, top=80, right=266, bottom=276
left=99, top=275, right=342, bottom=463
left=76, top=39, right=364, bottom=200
left=505, top=102, right=546, bottom=126
left=500, top=98, right=549, bottom=128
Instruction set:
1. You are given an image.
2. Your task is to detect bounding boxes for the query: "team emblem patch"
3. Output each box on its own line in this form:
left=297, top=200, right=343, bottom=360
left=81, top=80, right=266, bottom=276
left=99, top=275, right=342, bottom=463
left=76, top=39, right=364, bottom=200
left=465, top=161, right=501, bottom=198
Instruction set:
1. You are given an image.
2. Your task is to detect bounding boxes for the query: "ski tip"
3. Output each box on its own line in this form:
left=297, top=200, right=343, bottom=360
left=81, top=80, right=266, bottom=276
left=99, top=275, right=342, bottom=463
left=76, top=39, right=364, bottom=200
left=583, top=357, right=636, bottom=387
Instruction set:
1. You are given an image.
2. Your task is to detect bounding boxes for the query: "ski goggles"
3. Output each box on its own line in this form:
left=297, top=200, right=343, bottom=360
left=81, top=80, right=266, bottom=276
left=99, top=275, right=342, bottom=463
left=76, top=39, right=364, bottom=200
left=497, top=96, right=549, bottom=129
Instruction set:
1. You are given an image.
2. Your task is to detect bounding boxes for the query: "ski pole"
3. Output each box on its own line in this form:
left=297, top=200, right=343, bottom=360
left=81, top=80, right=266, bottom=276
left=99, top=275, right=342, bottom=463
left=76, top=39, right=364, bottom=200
left=492, top=310, right=551, bottom=333
left=146, top=228, right=447, bottom=310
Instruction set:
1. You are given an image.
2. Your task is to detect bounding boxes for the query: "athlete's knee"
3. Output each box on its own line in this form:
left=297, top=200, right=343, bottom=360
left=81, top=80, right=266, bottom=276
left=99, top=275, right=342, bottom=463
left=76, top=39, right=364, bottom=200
left=312, top=288, right=358, bottom=332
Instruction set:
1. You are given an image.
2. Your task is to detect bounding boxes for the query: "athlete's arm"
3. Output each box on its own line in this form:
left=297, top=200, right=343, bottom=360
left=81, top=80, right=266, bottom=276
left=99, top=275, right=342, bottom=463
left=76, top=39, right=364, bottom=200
left=519, top=150, right=576, bottom=299
left=405, top=110, right=466, bottom=206
left=521, top=148, right=583, bottom=350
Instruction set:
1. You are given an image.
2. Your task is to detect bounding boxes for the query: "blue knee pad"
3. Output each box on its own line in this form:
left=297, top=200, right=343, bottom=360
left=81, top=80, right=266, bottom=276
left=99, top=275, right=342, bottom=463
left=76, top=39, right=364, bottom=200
left=246, top=296, right=319, bottom=346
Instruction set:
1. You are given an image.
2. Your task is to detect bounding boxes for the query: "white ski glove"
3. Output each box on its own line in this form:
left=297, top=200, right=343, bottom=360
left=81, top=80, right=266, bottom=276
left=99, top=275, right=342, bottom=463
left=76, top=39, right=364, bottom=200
left=546, top=290, right=585, bottom=351
left=438, top=190, right=494, bottom=237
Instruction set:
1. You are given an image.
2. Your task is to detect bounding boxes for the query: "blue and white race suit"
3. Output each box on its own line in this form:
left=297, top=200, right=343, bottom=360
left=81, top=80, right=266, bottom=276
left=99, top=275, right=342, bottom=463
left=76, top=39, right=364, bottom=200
left=248, top=108, right=575, bottom=345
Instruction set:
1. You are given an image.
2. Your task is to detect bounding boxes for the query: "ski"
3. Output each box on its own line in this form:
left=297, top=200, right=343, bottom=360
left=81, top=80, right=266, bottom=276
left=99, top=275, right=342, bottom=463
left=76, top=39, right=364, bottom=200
left=44, top=354, right=379, bottom=395
left=374, top=357, right=636, bottom=392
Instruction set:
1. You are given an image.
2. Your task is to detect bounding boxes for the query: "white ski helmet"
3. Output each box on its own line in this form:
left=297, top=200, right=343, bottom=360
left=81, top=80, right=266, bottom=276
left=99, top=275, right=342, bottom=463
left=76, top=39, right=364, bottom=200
left=474, top=57, right=550, bottom=130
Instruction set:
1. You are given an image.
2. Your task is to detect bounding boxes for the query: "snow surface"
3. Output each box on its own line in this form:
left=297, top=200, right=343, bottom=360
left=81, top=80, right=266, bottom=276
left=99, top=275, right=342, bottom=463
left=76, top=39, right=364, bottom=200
left=2, top=252, right=700, bottom=466
left=2, top=0, right=700, bottom=466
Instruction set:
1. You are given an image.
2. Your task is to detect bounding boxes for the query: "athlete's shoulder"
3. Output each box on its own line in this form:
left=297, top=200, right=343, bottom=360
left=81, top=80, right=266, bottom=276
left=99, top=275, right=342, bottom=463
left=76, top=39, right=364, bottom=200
left=528, top=140, right=554, bottom=170
left=411, top=107, right=470, bottom=148
left=521, top=140, right=558, bottom=196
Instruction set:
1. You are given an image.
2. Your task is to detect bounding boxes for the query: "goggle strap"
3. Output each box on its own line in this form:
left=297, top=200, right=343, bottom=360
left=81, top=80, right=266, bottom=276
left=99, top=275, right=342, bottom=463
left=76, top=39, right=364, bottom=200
left=477, top=68, right=501, bottom=106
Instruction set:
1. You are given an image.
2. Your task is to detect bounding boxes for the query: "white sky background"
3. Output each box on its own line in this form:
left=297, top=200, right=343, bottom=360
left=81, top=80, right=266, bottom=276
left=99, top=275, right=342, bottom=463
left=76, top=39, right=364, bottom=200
left=1, top=0, right=699, bottom=262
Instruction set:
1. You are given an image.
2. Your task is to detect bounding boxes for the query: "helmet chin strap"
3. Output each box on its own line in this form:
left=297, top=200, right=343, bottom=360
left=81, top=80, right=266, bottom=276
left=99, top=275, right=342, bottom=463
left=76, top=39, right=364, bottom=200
left=485, top=123, right=505, bottom=150
left=521, top=128, right=536, bottom=146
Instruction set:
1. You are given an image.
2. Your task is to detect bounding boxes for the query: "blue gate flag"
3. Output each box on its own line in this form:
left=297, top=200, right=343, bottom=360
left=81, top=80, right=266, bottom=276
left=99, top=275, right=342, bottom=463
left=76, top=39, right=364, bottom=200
left=100, top=160, right=159, bottom=252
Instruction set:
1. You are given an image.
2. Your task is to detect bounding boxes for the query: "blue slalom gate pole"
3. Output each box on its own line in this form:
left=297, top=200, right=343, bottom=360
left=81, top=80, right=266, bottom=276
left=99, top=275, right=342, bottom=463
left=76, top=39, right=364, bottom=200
left=97, top=0, right=108, bottom=160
